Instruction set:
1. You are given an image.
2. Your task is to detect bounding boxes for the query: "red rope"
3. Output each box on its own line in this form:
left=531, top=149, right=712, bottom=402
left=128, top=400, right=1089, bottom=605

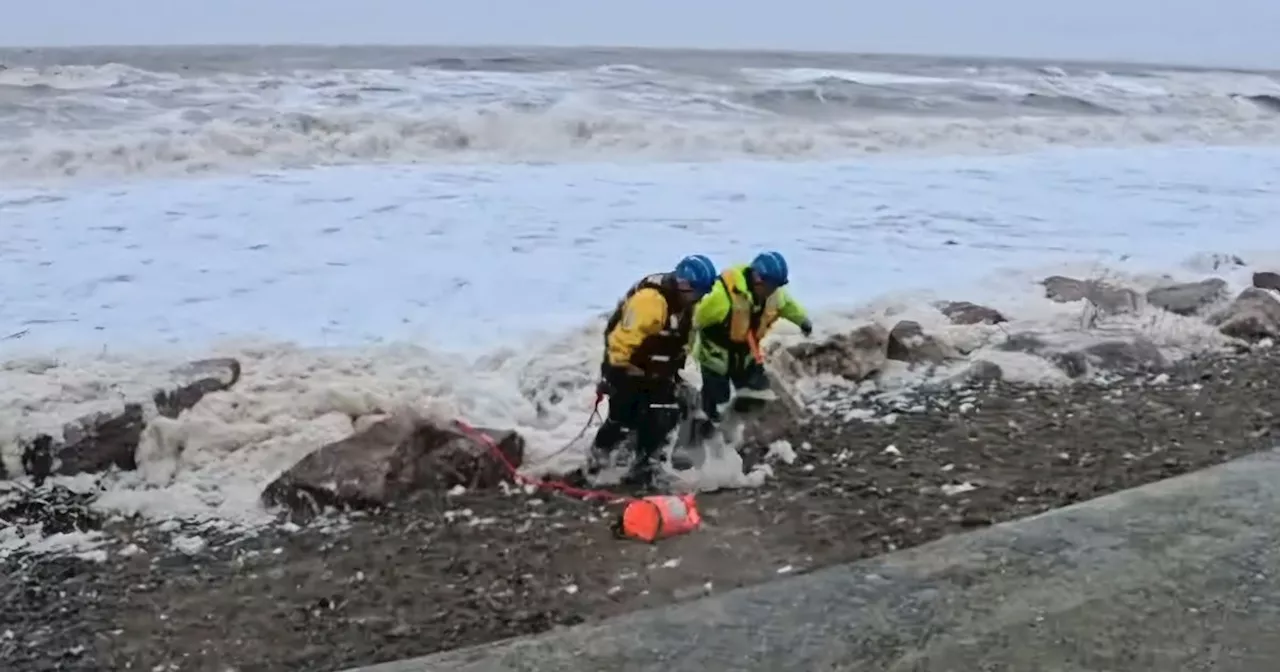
left=454, top=416, right=636, bottom=504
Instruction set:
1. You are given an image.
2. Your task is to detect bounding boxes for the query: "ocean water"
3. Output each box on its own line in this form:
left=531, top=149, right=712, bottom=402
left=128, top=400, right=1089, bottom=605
left=1, top=46, right=1278, bottom=545
left=2, top=45, right=1280, bottom=179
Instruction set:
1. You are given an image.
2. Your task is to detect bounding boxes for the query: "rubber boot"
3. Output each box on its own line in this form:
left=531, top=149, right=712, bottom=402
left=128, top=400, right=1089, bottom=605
left=670, top=450, right=695, bottom=472
left=621, top=456, right=674, bottom=493
left=586, top=420, right=630, bottom=477
left=620, top=456, right=657, bottom=490
left=622, top=427, right=668, bottom=491
left=585, top=443, right=614, bottom=477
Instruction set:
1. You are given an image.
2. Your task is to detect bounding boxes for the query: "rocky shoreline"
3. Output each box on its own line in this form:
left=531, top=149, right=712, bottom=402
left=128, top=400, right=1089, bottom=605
left=5, top=267, right=1280, bottom=671
left=3, top=339, right=1278, bottom=671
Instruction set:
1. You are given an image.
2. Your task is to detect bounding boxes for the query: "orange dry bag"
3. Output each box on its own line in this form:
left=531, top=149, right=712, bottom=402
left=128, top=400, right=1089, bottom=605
left=615, top=494, right=702, bottom=543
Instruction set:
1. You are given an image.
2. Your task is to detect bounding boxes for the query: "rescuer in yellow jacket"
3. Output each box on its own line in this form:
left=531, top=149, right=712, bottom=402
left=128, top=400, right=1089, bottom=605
left=587, top=254, right=719, bottom=488
left=692, top=251, right=811, bottom=436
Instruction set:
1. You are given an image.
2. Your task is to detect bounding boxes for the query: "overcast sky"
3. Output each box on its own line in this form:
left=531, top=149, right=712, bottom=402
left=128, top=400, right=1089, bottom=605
left=4, top=0, right=1279, bottom=69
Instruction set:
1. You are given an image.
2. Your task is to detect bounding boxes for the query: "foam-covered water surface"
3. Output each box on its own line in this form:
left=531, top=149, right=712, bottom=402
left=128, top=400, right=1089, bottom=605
left=1, top=145, right=1278, bottom=540
left=2, top=147, right=1277, bottom=352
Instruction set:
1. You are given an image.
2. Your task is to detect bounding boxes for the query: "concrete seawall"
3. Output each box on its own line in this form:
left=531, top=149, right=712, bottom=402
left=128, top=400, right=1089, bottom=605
left=347, top=448, right=1280, bottom=672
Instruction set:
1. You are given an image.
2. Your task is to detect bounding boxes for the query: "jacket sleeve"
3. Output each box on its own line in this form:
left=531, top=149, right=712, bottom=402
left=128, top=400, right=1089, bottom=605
left=692, top=282, right=731, bottom=330
left=606, top=288, right=668, bottom=368
left=777, top=290, right=809, bottom=325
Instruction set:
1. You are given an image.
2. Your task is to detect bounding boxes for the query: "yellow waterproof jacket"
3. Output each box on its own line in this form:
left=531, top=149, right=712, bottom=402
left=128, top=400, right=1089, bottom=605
left=604, top=274, right=693, bottom=378
left=692, top=264, right=807, bottom=375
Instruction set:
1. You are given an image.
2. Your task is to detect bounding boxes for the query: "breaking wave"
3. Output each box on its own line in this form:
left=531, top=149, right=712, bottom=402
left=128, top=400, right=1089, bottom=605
left=2, top=56, right=1280, bottom=179
left=12, top=109, right=1280, bottom=180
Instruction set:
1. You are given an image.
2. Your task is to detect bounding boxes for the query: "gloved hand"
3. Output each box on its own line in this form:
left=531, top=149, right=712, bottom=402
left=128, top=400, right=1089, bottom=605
left=799, top=318, right=813, bottom=337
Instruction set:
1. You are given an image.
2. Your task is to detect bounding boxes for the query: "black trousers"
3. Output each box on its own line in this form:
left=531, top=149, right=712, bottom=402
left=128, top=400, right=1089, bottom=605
left=700, top=353, right=770, bottom=422
left=592, top=371, right=681, bottom=462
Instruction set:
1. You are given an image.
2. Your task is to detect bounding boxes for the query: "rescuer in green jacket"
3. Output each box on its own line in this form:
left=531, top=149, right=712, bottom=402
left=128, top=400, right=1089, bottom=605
left=691, top=251, right=812, bottom=437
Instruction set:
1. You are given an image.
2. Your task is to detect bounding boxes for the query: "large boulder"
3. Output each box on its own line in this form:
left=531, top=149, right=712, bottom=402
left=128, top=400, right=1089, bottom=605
left=886, top=320, right=958, bottom=365
left=1211, top=287, right=1280, bottom=342
left=261, top=414, right=526, bottom=520
left=1145, top=278, right=1228, bottom=316
left=20, top=405, right=145, bottom=487
left=998, top=332, right=1166, bottom=378
left=15, top=358, right=242, bottom=486
left=1075, top=339, right=1167, bottom=375
left=784, top=324, right=889, bottom=382
left=1042, top=276, right=1140, bottom=315
left=934, top=301, right=1007, bottom=325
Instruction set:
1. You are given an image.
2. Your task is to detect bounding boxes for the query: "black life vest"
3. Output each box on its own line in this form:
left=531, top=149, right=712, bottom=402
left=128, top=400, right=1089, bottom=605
left=603, top=273, right=692, bottom=378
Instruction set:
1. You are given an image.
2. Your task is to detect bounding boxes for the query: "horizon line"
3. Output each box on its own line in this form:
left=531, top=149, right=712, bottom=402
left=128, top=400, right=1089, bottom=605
left=1, top=41, right=1275, bottom=74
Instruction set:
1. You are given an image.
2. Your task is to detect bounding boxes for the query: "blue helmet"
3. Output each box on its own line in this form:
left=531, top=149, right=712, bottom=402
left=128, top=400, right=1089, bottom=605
left=751, top=251, right=789, bottom=286
left=674, top=254, right=718, bottom=293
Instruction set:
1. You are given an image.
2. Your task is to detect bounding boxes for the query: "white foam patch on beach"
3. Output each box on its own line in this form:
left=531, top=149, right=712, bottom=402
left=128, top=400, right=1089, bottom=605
left=0, top=528, right=106, bottom=561
left=0, top=253, right=1261, bottom=542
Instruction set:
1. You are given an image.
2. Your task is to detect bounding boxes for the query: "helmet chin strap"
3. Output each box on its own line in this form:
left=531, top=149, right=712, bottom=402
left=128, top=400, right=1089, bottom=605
left=743, top=268, right=766, bottom=302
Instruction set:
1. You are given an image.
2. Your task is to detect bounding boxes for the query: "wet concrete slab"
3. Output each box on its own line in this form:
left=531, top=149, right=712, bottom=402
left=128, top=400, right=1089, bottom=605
left=346, top=447, right=1280, bottom=672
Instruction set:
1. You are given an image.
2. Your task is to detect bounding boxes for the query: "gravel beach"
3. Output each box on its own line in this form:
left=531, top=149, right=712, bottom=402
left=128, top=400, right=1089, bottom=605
left=4, top=342, right=1277, bottom=672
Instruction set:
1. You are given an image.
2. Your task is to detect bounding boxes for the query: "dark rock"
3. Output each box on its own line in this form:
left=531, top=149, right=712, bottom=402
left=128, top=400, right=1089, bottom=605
left=999, top=331, right=1166, bottom=377
left=968, top=360, right=1004, bottom=382
left=19, top=435, right=55, bottom=487
left=1145, top=278, right=1228, bottom=316
left=886, top=320, right=957, bottom=365
left=785, top=324, right=889, bottom=382
left=20, top=404, right=145, bottom=487
left=8, top=359, right=242, bottom=483
left=58, top=404, right=146, bottom=474
left=1253, top=271, right=1280, bottom=292
left=261, top=414, right=526, bottom=520
left=999, top=332, right=1048, bottom=353
left=1052, top=351, right=1089, bottom=378
left=1211, top=287, right=1280, bottom=342
left=945, top=360, right=1005, bottom=385
left=935, top=301, right=1007, bottom=325
left=1080, top=338, right=1168, bottom=373
left=153, top=358, right=241, bottom=419
left=1048, top=339, right=1166, bottom=378
left=1042, top=276, right=1140, bottom=315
